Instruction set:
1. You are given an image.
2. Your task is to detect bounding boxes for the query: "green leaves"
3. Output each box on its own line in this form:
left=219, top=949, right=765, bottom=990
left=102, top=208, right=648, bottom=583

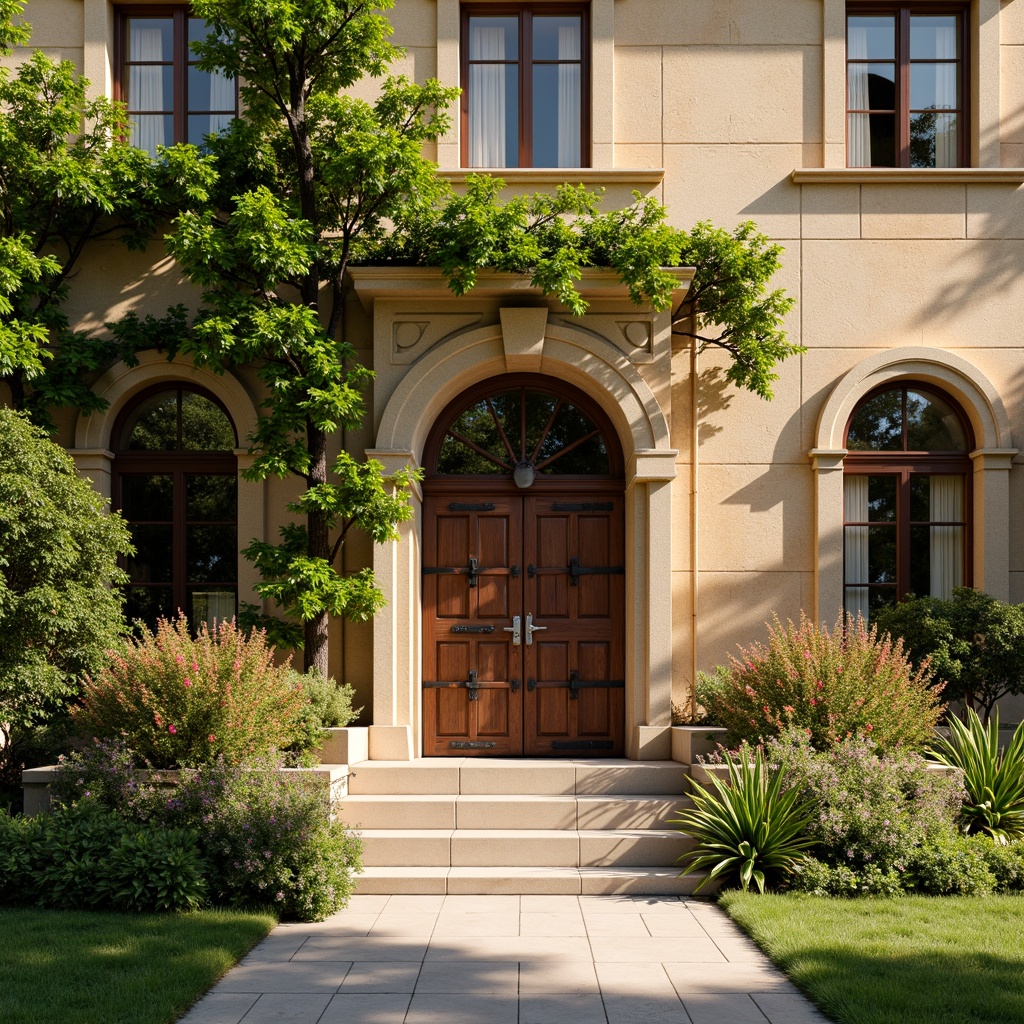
left=931, top=708, right=1024, bottom=844
left=671, top=748, right=816, bottom=894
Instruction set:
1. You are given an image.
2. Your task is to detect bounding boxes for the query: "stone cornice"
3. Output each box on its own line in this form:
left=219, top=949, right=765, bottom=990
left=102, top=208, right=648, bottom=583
left=348, top=267, right=694, bottom=313
left=441, top=168, right=665, bottom=187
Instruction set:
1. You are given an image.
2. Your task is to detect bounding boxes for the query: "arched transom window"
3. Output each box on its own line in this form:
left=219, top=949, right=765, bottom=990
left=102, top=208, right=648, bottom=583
left=843, top=384, right=972, bottom=621
left=429, top=380, right=620, bottom=483
left=114, top=387, right=238, bottom=630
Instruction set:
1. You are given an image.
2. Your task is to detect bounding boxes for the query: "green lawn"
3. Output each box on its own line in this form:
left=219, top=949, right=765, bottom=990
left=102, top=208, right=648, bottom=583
left=0, top=908, right=276, bottom=1024
left=721, top=892, right=1024, bottom=1024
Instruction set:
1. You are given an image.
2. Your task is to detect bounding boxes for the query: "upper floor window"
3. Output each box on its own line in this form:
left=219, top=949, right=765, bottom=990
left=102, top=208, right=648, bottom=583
left=843, top=385, right=972, bottom=622
left=116, top=7, right=237, bottom=158
left=847, top=6, right=966, bottom=167
left=461, top=4, right=589, bottom=169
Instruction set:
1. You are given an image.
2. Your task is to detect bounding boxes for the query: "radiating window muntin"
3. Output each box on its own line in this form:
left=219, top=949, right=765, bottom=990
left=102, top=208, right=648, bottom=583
left=847, top=7, right=964, bottom=168
left=843, top=384, right=971, bottom=622
left=463, top=4, right=588, bottom=169
left=119, top=8, right=237, bottom=158
left=434, top=385, right=612, bottom=478
left=114, top=387, right=238, bottom=632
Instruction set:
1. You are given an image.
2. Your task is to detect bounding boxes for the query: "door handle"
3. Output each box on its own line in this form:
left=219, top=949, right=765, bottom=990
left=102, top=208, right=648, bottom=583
left=525, top=613, right=547, bottom=645
left=502, top=615, right=521, bottom=646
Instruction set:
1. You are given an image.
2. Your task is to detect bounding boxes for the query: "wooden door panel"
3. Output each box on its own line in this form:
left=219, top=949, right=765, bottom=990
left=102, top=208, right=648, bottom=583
left=523, top=495, right=625, bottom=756
left=422, top=496, right=523, bottom=755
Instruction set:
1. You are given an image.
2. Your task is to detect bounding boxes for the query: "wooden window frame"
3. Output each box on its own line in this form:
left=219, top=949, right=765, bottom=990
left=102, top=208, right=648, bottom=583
left=113, top=385, right=239, bottom=625
left=460, top=2, right=592, bottom=169
left=843, top=384, right=974, bottom=614
left=114, top=5, right=238, bottom=149
left=846, top=2, right=969, bottom=168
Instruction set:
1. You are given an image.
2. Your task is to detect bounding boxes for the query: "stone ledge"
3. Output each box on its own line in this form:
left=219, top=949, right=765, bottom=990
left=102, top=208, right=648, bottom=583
left=791, top=167, right=1024, bottom=185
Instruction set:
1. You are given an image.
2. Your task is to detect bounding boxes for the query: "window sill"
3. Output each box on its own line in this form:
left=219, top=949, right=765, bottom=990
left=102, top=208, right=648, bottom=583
left=442, top=168, right=665, bottom=187
left=791, top=168, right=1024, bottom=185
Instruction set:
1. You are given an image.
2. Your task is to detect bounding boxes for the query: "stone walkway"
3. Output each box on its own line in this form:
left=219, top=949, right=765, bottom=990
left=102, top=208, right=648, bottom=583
left=180, top=894, right=830, bottom=1024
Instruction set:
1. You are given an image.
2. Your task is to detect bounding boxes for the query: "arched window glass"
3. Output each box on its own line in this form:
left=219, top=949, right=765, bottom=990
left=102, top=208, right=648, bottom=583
left=114, top=387, right=238, bottom=631
left=435, top=386, right=612, bottom=477
left=843, top=384, right=971, bottom=621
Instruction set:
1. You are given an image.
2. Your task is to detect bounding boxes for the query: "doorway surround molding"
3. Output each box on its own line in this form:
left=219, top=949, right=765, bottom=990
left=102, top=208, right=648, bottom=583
left=349, top=267, right=693, bottom=760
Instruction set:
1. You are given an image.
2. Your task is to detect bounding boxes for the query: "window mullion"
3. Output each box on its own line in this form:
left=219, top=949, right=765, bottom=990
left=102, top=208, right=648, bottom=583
left=521, top=10, right=531, bottom=167
left=898, top=468, right=912, bottom=600
left=174, top=7, right=187, bottom=146
left=898, top=7, right=910, bottom=168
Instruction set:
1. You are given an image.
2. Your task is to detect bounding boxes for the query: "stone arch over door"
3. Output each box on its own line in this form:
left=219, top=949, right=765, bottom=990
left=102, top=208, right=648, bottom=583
left=367, top=314, right=677, bottom=761
left=810, top=346, right=1017, bottom=617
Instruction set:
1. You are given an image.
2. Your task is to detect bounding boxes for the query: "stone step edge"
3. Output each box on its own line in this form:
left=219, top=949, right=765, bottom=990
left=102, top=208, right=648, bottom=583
left=352, top=866, right=711, bottom=896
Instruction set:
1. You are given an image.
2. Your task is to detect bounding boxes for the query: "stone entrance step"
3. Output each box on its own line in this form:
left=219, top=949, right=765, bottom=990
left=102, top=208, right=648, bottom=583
left=339, top=757, right=699, bottom=895
left=354, top=866, right=706, bottom=896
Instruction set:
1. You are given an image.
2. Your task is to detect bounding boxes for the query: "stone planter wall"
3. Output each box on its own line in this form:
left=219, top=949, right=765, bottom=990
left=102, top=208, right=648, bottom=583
left=22, top=763, right=350, bottom=818
left=670, top=726, right=727, bottom=766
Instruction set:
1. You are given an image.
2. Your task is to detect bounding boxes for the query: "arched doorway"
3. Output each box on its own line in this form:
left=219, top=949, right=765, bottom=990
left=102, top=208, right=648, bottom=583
left=421, top=375, right=626, bottom=756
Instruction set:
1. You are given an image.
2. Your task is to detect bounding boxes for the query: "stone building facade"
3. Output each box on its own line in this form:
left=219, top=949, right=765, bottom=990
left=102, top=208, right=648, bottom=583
left=9, top=0, right=1024, bottom=759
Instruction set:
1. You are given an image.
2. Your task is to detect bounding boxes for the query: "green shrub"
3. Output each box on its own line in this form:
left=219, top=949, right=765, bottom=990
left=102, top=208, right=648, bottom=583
left=793, top=856, right=905, bottom=898
left=0, top=803, right=206, bottom=912
left=874, top=588, right=1024, bottom=719
left=0, top=408, right=133, bottom=797
left=286, top=669, right=361, bottom=763
left=909, top=832, right=996, bottom=896
left=73, top=617, right=307, bottom=768
left=708, top=613, right=943, bottom=751
left=674, top=666, right=729, bottom=725
left=931, top=708, right=1024, bottom=844
left=767, top=731, right=963, bottom=881
left=53, top=742, right=362, bottom=921
left=976, top=838, right=1024, bottom=891
left=671, top=747, right=816, bottom=893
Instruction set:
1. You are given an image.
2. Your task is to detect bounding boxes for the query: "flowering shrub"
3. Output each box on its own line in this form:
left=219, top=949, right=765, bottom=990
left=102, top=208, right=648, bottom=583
left=285, top=668, right=361, bottom=765
left=52, top=741, right=361, bottom=921
left=73, top=617, right=307, bottom=768
left=707, top=613, right=944, bottom=751
left=768, top=732, right=963, bottom=883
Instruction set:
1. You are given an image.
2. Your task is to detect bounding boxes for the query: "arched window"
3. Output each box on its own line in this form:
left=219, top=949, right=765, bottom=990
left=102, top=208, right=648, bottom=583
left=427, top=377, right=621, bottom=483
left=843, top=384, right=972, bottom=621
left=113, top=386, right=238, bottom=630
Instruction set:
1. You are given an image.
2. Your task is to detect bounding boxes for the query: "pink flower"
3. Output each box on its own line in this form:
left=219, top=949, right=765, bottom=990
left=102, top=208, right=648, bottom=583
left=783, top=705, right=794, bottom=713
left=816, top=680, right=824, bottom=690
left=175, top=655, right=184, bottom=664
left=803, top=650, right=812, bottom=659
left=184, top=677, right=192, bottom=688
left=191, top=662, right=198, bottom=673
left=168, top=724, right=177, bottom=734
left=208, top=734, right=216, bottom=742
left=865, top=723, right=874, bottom=732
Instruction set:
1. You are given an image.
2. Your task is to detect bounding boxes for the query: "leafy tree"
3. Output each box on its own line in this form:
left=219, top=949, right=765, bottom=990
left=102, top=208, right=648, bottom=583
left=0, top=408, right=133, bottom=791
left=874, top=588, right=1024, bottom=720
left=0, top=0, right=158, bottom=426
left=160, top=0, right=800, bottom=674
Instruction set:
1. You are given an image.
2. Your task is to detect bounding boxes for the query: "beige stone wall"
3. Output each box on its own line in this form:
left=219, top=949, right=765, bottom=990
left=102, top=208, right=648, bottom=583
left=11, top=0, right=1024, bottom=727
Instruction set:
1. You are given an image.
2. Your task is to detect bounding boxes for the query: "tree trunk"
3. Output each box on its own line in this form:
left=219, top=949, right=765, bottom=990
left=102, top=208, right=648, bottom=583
left=304, top=420, right=330, bottom=676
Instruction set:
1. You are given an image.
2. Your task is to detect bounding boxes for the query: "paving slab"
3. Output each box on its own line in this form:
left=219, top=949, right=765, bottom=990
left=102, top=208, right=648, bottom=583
left=188, top=893, right=828, bottom=1024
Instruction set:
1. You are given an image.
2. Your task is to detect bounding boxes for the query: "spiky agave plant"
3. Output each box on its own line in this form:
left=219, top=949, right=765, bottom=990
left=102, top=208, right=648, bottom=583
left=670, top=748, right=816, bottom=894
left=932, top=708, right=1024, bottom=844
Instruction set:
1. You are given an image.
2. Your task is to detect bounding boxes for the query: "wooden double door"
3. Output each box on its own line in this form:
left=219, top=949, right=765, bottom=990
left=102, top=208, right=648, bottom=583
left=422, top=491, right=625, bottom=757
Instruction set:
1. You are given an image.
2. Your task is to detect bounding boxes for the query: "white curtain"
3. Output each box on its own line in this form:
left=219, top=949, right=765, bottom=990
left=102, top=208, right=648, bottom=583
left=193, top=68, right=235, bottom=112
left=557, top=25, right=581, bottom=167
left=847, top=22, right=871, bottom=167
left=469, top=25, right=507, bottom=167
left=844, top=475, right=870, bottom=622
left=929, top=475, right=963, bottom=598
left=129, top=22, right=169, bottom=157
left=193, top=591, right=236, bottom=632
left=932, top=22, right=958, bottom=167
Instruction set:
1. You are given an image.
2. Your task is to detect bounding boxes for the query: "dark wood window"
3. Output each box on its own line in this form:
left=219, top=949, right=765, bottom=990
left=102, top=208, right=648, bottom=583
left=843, top=385, right=972, bottom=622
left=115, top=7, right=237, bottom=158
left=847, top=5, right=966, bottom=167
left=461, top=4, right=590, bottom=168
left=114, top=386, right=238, bottom=631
